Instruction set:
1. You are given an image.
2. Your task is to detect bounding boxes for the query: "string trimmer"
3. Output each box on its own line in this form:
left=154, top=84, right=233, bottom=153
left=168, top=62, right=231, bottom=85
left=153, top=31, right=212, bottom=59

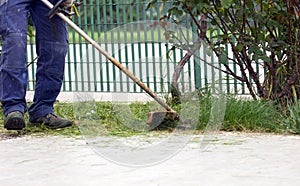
left=40, top=0, right=179, bottom=127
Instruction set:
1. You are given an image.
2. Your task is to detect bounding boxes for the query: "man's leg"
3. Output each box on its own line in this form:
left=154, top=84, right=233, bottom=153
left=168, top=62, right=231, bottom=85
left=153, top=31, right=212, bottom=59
left=28, top=0, right=72, bottom=128
left=0, top=1, right=32, bottom=130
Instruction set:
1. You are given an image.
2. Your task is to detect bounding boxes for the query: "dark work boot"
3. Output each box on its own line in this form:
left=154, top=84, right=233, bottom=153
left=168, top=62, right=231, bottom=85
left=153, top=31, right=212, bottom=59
left=4, top=111, right=26, bottom=130
left=29, top=113, right=72, bottom=129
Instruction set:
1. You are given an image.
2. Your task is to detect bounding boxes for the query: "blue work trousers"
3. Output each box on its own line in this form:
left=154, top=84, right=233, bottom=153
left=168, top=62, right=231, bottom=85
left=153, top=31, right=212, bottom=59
left=0, top=0, right=68, bottom=120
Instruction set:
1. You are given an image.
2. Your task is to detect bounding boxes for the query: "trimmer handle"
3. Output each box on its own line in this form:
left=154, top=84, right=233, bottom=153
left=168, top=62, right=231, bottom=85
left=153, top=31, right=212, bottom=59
left=47, top=0, right=67, bottom=19
left=47, top=0, right=83, bottom=19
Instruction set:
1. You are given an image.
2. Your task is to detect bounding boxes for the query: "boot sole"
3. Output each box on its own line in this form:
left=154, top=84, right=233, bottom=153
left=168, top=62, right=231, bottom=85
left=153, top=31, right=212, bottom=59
left=46, top=121, right=73, bottom=129
left=28, top=121, right=72, bottom=129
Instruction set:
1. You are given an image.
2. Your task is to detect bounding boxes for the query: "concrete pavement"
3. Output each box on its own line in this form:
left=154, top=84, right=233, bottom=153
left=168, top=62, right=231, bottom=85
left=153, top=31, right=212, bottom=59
left=0, top=132, right=299, bottom=186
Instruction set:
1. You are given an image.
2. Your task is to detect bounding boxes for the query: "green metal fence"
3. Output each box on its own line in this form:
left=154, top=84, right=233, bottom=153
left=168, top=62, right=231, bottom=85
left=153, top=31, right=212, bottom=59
left=26, top=0, right=265, bottom=95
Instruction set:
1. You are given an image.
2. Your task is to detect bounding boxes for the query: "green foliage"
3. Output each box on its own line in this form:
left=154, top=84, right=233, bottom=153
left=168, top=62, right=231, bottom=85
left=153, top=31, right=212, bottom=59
left=148, top=0, right=300, bottom=103
left=282, top=100, right=300, bottom=134
left=220, top=0, right=233, bottom=8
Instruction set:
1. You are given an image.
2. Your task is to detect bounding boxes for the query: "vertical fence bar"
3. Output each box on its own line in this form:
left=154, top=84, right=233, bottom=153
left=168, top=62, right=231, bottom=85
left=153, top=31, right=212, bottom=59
left=95, top=0, right=103, bottom=92
left=102, top=0, right=110, bottom=92
left=142, top=3, right=150, bottom=89
left=65, top=43, right=71, bottom=91
left=135, top=1, right=143, bottom=93
left=116, top=0, right=123, bottom=92
left=109, top=0, right=117, bottom=92
left=70, top=15, right=75, bottom=91
left=129, top=3, right=136, bottom=92
left=157, top=2, right=164, bottom=93
left=179, top=30, right=185, bottom=93
left=28, top=36, right=36, bottom=91
left=225, top=45, right=230, bottom=94
left=193, top=23, right=202, bottom=91
left=123, top=0, right=130, bottom=92
left=149, top=5, right=157, bottom=92
left=83, top=0, right=91, bottom=91
left=233, top=54, right=238, bottom=94
left=78, top=1, right=84, bottom=91
left=89, top=0, right=97, bottom=91
left=186, top=22, right=192, bottom=93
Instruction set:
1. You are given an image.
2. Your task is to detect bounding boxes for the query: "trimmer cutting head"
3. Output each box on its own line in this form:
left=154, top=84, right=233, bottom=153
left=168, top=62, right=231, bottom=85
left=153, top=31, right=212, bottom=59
left=146, top=111, right=180, bottom=129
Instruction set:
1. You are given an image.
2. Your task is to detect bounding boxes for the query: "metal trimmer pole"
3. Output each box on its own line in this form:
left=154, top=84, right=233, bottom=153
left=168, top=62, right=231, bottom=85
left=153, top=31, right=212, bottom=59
left=40, top=0, right=176, bottom=113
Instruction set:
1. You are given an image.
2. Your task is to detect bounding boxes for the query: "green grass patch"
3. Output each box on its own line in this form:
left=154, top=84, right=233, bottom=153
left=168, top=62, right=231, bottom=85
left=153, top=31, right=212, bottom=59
left=196, top=94, right=285, bottom=133
left=0, top=95, right=298, bottom=138
left=222, top=98, right=283, bottom=132
left=281, top=100, right=300, bottom=134
left=29, top=30, right=164, bottom=44
left=28, top=26, right=196, bottom=44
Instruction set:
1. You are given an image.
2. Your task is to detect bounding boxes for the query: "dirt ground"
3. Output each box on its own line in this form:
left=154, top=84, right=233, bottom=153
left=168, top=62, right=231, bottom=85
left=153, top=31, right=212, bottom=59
left=0, top=132, right=299, bottom=186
